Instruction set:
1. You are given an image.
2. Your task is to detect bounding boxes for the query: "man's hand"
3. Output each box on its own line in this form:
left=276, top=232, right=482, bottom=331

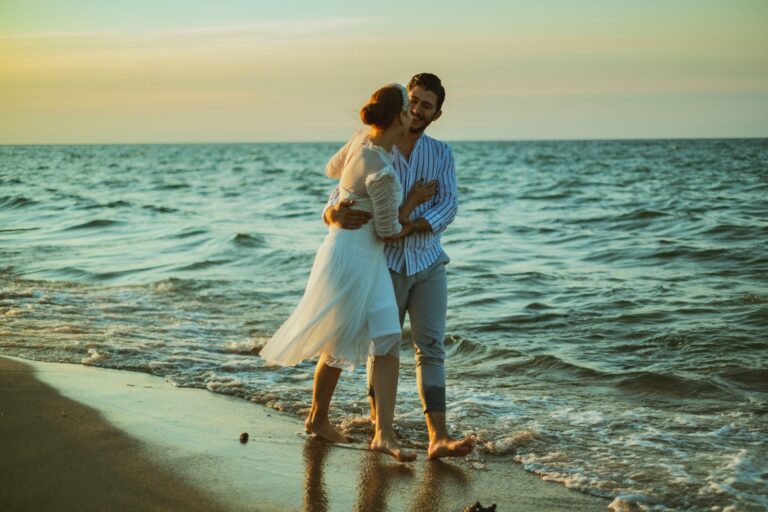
left=324, top=199, right=372, bottom=229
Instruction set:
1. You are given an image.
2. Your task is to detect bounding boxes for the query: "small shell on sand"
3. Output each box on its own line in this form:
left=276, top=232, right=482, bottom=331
left=463, top=502, right=497, bottom=512
left=239, top=432, right=249, bottom=444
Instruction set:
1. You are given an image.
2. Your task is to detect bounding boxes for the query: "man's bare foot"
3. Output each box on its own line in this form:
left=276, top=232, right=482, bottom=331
left=370, top=435, right=417, bottom=462
left=305, top=417, right=349, bottom=443
left=427, top=436, right=475, bottom=460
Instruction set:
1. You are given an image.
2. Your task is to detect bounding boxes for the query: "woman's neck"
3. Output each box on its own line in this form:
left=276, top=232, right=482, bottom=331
left=368, top=128, right=398, bottom=152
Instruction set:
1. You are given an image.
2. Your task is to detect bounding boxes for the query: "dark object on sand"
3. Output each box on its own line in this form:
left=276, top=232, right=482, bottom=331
left=239, top=432, right=249, bottom=444
left=464, top=502, right=497, bottom=512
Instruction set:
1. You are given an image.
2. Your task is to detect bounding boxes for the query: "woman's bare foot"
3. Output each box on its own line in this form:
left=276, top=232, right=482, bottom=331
left=305, top=416, right=349, bottom=443
left=368, top=396, right=377, bottom=425
left=427, top=435, right=475, bottom=460
left=370, top=434, right=417, bottom=462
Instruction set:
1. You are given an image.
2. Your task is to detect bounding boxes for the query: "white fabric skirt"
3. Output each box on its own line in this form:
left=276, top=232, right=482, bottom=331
left=259, top=225, right=401, bottom=370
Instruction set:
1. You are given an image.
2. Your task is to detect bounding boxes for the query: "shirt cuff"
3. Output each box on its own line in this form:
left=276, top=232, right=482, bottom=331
left=420, top=210, right=443, bottom=234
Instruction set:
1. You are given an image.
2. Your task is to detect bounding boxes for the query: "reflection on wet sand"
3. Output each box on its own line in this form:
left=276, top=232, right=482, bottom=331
left=355, top=450, right=415, bottom=512
left=409, top=460, right=469, bottom=512
left=303, top=438, right=331, bottom=512
left=301, top=437, right=470, bottom=512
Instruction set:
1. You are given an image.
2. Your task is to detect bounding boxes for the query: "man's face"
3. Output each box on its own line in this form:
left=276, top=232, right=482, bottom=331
left=408, top=86, right=442, bottom=134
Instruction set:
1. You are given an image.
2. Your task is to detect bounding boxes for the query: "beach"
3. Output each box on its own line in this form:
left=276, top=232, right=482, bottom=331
left=0, top=355, right=610, bottom=511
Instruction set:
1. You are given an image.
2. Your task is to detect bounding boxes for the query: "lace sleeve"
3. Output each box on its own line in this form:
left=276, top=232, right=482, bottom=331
left=365, top=167, right=401, bottom=239
left=325, top=137, right=356, bottom=179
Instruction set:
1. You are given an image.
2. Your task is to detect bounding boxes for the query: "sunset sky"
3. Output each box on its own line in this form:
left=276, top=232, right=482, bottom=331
left=1, top=0, right=767, bottom=143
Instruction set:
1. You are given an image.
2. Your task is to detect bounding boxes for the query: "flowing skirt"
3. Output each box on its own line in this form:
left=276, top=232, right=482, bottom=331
left=259, top=226, right=401, bottom=370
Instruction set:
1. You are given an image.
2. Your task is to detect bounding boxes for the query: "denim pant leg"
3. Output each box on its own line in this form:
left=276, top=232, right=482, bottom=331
left=367, top=254, right=449, bottom=413
left=408, top=256, right=448, bottom=413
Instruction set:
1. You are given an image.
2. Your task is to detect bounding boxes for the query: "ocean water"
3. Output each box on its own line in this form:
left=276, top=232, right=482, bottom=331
left=1, top=139, right=767, bottom=511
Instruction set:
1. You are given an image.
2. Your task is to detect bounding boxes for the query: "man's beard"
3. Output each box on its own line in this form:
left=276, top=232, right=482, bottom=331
left=409, top=118, right=431, bottom=134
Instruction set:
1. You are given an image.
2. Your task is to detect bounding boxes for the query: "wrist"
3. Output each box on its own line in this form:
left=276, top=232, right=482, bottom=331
left=414, top=218, right=432, bottom=233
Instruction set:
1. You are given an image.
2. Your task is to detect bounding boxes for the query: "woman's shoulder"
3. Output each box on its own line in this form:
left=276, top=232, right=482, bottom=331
left=364, top=164, right=399, bottom=189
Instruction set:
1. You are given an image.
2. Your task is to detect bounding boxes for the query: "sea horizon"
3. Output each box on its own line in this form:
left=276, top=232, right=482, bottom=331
left=2, top=135, right=767, bottom=147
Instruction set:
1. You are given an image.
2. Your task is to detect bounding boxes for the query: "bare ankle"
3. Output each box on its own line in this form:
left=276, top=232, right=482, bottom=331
left=373, top=429, right=395, bottom=442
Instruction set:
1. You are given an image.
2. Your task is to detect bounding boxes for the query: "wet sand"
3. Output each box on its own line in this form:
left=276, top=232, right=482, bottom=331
left=0, top=356, right=228, bottom=512
left=0, top=356, right=610, bottom=511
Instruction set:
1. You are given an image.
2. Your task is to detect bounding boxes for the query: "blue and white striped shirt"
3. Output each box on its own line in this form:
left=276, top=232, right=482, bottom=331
left=325, top=133, right=459, bottom=276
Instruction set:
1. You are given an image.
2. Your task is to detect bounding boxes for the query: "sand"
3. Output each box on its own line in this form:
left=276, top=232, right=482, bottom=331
left=0, top=356, right=609, bottom=511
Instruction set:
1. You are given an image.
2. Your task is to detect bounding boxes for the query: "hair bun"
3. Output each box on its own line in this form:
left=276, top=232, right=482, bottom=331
left=359, top=85, right=405, bottom=128
left=360, top=102, right=385, bottom=126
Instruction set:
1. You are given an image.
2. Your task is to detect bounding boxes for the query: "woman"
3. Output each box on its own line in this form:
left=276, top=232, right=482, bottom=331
left=260, top=83, right=427, bottom=462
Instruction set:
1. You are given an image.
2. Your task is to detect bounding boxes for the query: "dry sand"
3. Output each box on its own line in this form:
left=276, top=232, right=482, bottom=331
left=0, top=356, right=609, bottom=511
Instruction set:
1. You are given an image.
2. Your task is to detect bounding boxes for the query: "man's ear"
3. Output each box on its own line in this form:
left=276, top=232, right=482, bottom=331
left=432, top=110, right=443, bottom=122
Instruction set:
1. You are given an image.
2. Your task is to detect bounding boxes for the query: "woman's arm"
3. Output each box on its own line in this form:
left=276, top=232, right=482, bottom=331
left=325, top=137, right=356, bottom=178
left=366, top=170, right=409, bottom=239
left=398, top=180, right=437, bottom=223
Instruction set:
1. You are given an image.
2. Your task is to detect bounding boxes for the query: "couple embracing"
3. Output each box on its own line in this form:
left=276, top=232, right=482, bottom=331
left=260, top=73, right=474, bottom=462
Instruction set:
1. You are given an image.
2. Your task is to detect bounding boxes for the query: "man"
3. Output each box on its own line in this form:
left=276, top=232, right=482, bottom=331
left=324, top=73, right=474, bottom=459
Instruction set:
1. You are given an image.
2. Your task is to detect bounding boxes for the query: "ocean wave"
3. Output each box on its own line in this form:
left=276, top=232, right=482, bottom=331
left=443, top=335, right=515, bottom=359
left=518, top=192, right=573, bottom=200
left=701, top=222, right=765, bottom=240
left=616, top=208, right=669, bottom=221
left=49, top=266, right=100, bottom=280
left=741, top=293, right=768, bottom=304
left=614, top=371, right=731, bottom=399
left=717, top=367, right=768, bottom=392
left=62, top=219, right=122, bottom=231
left=142, top=204, right=180, bottom=214
left=150, top=277, right=215, bottom=293
left=83, top=200, right=132, bottom=210
left=152, top=182, right=190, bottom=190
left=81, top=348, right=110, bottom=365
left=173, top=259, right=232, bottom=272
left=90, top=267, right=164, bottom=282
left=478, top=312, right=567, bottom=331
left=232, top=233, right=266, bottom=247
left=172, top=228, right=209, bottom=239
left=0, top=227, right=39, bottom=234
left=497, top=354, right=604, bottom=379
left=205, top=374, right=244, bottom=395
left=483, top=430, right=540, bottom=454
left=650, top=246, right=730, bottom=262
left=220, top=339, right=266, bottom=355
left=0, top=195, right=37, bottom=210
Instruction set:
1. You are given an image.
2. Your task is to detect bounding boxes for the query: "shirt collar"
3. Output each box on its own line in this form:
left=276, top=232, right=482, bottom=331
left=393, top=132, right=426, bottom=162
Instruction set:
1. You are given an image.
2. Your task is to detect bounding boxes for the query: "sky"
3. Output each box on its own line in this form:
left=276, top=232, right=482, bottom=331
left=1, top=0, right=767, bottom=143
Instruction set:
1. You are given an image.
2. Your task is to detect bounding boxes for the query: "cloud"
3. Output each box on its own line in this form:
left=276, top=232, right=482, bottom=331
left=0, top=17, right=375, bottom=43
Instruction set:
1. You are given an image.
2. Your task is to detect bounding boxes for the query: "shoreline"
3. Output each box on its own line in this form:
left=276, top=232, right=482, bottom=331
left=0, top=355, right=610, bottom=511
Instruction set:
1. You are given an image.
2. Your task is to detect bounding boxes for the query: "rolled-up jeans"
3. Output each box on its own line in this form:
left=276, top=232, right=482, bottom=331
left=367, top=251, right=449, bottom=413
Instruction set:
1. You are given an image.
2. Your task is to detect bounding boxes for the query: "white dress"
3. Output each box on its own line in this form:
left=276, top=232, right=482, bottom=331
left=259, top=134, right=403, bottom=369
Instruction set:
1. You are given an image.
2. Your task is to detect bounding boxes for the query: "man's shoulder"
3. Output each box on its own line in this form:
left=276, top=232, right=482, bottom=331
left=420, top=133, right=452, bottom=157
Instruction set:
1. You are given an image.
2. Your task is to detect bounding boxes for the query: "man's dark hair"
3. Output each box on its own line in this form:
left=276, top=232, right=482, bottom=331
left=408, top=73, right=445, bottom=112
